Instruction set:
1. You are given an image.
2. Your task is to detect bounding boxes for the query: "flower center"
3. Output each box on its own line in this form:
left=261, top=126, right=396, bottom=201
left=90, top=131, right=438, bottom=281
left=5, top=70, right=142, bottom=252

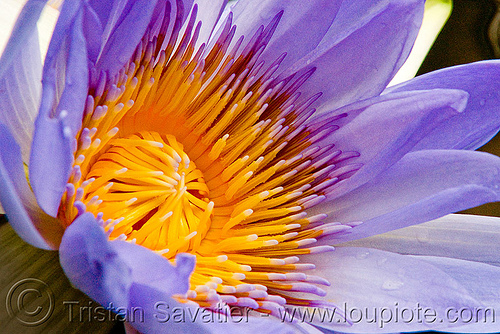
left=84, top=132, right=213, bottom=257
left=58, top=5, right=359, bottom=315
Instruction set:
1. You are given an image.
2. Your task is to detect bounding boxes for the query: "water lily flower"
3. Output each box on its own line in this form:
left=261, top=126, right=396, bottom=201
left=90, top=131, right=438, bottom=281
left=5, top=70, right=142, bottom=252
left=1, top=0, right=500, bottom=333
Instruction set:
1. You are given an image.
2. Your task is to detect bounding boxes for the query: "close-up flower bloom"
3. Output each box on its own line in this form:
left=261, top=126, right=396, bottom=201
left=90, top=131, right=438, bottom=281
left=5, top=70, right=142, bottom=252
left=1, top=0, right=499, bottom=333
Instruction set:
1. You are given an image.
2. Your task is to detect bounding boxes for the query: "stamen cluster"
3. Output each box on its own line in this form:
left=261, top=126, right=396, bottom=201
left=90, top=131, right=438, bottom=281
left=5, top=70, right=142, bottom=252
left=58, top=4, right=360, bottom=314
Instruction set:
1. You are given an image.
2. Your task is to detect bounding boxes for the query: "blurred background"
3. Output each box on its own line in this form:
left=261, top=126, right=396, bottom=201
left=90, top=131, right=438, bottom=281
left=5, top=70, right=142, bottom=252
left=0, top=0, right=499, bottom=333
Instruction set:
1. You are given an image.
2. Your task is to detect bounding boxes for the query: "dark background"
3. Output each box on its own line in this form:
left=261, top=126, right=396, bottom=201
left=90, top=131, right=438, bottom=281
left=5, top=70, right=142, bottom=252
left=1, top=0, right=499, bottom=333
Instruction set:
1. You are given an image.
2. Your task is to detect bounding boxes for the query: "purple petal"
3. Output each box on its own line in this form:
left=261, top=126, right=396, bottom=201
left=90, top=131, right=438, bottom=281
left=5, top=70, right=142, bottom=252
left=411, top=256, right=500, bottom=333
left=111, top=241, right=194, bottom=296
left=59, top=212, right=195, bottom=312
left=92, top=0, right=128, bottom=48
left=52, top=11, right=89, bottom=135
left=59, top=212, right=132, bottom=308
left=0, top=8, right=41, bottom=163
left=414, top=256, right=500, bottom=308
left=313, top=89, right=468, bottom=199
left=29, top=110, right=73, bottom=217
left=343, top=214, right=500, bottom=267
left=281, top=0, right=424, bottom=113
left=318, top=150, right=500, bottom=243
left=30, top=9, right=88, bottom=217
left=317, top=0, right=391, bottom=44
left=95, top=0, right=159, bottom=77
left=0, top=124, right=63, bottom=250
left=228, top=0, right=342, bottom=73
left=300, top=247, right=481, bottom=333
left=385, top=60, right=500, bottom=150
left=82, top=2, right=104, bottom=63
left=42, top=0, right=83, bottom=73
left=52, top=0, right=141, bottom=71
left=87, top=0, right=115, bottom=30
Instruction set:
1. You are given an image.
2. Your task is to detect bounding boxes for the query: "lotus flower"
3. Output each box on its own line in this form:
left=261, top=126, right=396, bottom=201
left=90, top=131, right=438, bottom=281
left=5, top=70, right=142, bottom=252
left=1, top=0, right=499, bottom=333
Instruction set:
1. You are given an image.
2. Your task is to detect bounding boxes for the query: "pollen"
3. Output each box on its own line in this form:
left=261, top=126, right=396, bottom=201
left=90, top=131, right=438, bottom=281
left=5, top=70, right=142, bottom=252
left=58, top=4, right=360, bottom=314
